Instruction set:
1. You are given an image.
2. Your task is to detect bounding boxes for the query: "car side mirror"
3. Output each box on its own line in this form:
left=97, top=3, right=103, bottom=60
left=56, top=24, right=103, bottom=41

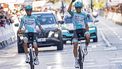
left=94, top=20, right=99, bottom=23
left=58, top=21, right=64, bottom=24
left=93, top=15, right=98, bottom=18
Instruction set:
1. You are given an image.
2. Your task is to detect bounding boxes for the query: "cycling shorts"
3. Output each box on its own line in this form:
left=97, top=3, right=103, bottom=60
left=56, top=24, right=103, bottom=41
left=73, top=29, right=86, bottom=38
left=23, top=33, right=37, bottom=46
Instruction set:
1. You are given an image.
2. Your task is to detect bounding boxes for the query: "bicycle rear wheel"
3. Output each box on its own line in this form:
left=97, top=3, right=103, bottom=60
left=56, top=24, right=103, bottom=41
left=78, top=46, right=83, bottom=69
left=29, top=49, right=35, bottom=69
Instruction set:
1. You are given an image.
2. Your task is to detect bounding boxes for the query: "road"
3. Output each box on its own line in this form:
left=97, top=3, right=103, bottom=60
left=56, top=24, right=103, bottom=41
left=0, top=17, right=122, bottom=69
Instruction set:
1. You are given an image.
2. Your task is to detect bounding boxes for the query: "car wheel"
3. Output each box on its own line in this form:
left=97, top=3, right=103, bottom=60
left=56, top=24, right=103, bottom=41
left=93, top=36, right=98, bottom=42
left=17, top=36, right=24, bottom=53
left=57, top=32, right=63, bottom=50
left=57, top=41, right=63, bottom=50
left=63, top=41, right=66, bottom=44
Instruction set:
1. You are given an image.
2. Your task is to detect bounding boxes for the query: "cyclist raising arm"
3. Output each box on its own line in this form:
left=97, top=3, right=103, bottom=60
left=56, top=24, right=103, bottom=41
left=18, top=5, right=42, bottom=65
left=68, top=0, right=90, bottom=68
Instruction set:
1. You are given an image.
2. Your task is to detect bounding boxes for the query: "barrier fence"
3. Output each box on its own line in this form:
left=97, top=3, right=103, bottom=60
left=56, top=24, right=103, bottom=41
left=0, top=24, right=17, bottom=49
left=105, top=12, right=122, bottom=24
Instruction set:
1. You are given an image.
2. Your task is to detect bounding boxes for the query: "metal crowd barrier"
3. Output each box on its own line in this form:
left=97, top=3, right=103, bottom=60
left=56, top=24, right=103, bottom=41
left=0, top=24, right=16, bottom=49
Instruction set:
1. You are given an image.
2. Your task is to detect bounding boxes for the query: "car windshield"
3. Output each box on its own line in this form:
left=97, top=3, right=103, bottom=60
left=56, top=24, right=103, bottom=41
left=64, top=17, right=72, bottom=24
left=34, top=14, right=56, bottom=25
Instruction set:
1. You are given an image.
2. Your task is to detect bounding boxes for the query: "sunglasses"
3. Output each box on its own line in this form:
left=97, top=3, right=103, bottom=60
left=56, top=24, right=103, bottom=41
left=25, top=9, right=32, bottom=11
left=75, top=7, right=82, bottom=9
left=0, top=15, right=4, bottom=19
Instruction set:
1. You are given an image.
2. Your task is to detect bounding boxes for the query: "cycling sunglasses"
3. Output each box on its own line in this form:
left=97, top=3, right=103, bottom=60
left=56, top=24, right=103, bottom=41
left=75, top=7, right=82, bottom=9
left=0, top=15, right=4, bottom=19
left=25, top=9, right=32, bottom=11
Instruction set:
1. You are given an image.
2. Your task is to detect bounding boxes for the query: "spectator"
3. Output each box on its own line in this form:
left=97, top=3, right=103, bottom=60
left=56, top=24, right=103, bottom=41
left=0, top=4, right=14, bottom=25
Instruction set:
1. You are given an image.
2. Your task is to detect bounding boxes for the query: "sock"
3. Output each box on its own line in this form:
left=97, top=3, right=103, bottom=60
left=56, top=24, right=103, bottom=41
left=26, top=54, right=29, bottom=57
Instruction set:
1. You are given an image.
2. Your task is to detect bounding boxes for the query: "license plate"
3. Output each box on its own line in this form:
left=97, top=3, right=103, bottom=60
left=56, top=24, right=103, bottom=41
left=37, top=38, right=46, bottom=42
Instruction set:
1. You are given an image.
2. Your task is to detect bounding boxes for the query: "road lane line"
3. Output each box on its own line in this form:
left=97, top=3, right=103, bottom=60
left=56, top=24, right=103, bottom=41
left=47, top=66, right=52, bottom=69
left=100, top=30, right=111, bottom=47
left=101, top=21, right=120, bottom=39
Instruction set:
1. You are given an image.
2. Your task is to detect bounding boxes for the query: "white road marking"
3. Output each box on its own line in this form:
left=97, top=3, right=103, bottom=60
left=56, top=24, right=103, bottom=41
left=104, top=46, right=117, bottom=51
left=102, top=22, right=120, bottom=40
left=100, top=31, right=112, bottom=47
left=47, top=66, right=52, bottom=69
left=120, top=38, right=122, bottom=40
left=84, top=64, right=109, bottom=68
left=92, top=45, right=97, bottom=48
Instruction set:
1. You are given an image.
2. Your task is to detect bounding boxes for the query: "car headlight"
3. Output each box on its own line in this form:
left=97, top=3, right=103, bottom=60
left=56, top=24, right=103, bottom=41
left=54, top=33, right=59, bottom=38
left=48, top=31, right=54, bottom=37
left=20, top=36, right=23, bottom=40
left=62, top=30, right=69, bottom=33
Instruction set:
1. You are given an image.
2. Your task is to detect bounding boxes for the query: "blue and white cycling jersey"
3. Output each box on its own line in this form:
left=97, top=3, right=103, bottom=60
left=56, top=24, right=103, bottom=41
left=68, top=11, right=88, bottom=30
left=19, top=15, right=40, bottom=32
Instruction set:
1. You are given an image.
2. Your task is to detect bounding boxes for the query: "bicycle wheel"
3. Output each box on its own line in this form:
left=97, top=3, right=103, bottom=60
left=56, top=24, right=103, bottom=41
left=29, top=49, right=35, bottom=69
left=78, top=46, right=83, bottom=69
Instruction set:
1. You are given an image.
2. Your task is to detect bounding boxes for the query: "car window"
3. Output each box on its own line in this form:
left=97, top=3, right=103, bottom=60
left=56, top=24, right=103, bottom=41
left=87, top=14, right=94, bottom=22
left=64, top=17, right=72, bottom=24
left=34, top=14, right=56, bottom=25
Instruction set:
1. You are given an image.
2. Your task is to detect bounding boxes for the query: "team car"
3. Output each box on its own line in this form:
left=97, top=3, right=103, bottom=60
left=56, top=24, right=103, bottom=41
left=17, top=12, right=63, bottom=53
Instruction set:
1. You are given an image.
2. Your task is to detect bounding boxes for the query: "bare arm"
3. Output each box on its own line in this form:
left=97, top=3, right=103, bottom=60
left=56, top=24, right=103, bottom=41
left=67, top=2, right=73, bottom=12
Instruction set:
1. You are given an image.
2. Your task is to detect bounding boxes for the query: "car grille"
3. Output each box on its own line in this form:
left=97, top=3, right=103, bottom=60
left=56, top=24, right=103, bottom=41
left=69, top=30, right=74, bottom=33
left=90, top=33, right=96, bottom=36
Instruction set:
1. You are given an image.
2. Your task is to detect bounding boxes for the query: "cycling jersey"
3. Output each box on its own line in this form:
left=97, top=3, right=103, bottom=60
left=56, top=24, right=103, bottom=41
left=19, top=15, right=40, bottom=32
left=68, top=11, right=87, bottom=30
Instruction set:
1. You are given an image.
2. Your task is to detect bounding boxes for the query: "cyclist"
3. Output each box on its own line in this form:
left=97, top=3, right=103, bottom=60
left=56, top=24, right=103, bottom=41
left=68, top=0, right=90, bottom=68
left=18, top=5, right=42, bottom=65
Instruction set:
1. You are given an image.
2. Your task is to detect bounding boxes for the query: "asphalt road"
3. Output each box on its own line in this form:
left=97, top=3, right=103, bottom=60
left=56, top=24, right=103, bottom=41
left=0, top=17, right=122, bottom=69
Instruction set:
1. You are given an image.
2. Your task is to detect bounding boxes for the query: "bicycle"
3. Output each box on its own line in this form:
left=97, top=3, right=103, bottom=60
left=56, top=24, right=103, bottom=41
left=18, top=32, right=37, bottom=69
left=77, top=39, right=88, bottom=69
left=27, top=32, right=38, bottom=69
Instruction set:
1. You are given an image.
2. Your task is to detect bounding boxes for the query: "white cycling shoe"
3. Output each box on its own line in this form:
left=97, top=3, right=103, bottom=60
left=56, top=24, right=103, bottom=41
left=34, top=57, right=39, bottom=65
left=25, top=56, right=30, bottom=63
left=75, top=59, right=79, bottom=68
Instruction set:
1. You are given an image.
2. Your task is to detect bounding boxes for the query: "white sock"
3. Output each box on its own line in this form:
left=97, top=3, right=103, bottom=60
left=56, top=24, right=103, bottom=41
left=26, top=54, right=29, bottom=57
left=75, top=57, right=78, bottom=61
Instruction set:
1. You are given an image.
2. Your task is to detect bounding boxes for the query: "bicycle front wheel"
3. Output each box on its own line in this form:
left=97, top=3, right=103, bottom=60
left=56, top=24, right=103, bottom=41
left=29, top=49, right=35, bottom=69
left=78, top=47, right=83, bottom=69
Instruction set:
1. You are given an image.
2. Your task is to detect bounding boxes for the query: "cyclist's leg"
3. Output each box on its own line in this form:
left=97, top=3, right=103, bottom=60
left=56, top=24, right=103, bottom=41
left=72, top=30, right=79, bottom=68
left=33, top=35, right=39, bottom=65
left=23, top=35, right=29, bottom=55
left=72, top=30, right=78, bottom=58
left=33, top=35, right=38, bottom=57
left=33, top=41, right=38, bottom=57
left=84, top=30, right=90, bottom=51
left=23, top=35, right=29, bottom=62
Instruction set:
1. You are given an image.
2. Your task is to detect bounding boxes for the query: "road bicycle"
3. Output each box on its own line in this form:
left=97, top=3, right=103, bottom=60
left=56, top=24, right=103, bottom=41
left=18, top=32, right=37, bottom=69
left=77, top=40, right=88, bottom=69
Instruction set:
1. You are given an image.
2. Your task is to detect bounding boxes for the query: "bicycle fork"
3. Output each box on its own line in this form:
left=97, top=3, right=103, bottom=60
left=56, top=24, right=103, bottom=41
left=29, top=44, right=35, bottom=69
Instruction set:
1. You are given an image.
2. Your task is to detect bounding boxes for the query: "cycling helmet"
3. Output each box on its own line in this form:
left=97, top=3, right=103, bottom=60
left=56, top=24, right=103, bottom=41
left=25, top=5, right=32, bottom=10
left=74, top=1, right=83, bottom=8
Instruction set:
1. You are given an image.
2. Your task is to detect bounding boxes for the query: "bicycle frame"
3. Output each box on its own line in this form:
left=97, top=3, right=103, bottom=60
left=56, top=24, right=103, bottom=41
left=78, top=41, right=86, bottom=69
left=29, top=43, right=35, bottom=69
left=27, top=32, right=36, bottom=69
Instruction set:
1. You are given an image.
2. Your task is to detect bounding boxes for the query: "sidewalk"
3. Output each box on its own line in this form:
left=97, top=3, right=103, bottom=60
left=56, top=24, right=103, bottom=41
left=106, top=12, right=122, bottom=24
left=98, top=16, right=122, bottom=47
